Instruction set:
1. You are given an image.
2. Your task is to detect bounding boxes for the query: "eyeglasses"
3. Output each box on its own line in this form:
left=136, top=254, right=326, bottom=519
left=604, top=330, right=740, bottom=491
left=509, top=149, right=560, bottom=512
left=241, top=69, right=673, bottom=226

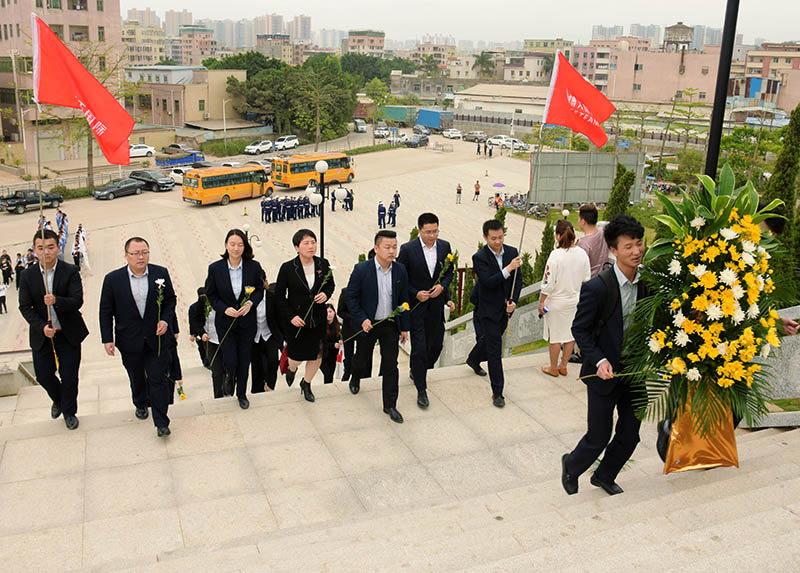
left=126, top=250, right=150, bottom=258
left=420, top=229, right=440, bottom=236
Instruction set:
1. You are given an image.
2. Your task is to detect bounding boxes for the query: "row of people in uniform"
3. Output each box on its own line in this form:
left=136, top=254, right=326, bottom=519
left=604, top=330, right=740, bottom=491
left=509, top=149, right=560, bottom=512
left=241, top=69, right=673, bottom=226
left=261, top=189, right=355, bottom=224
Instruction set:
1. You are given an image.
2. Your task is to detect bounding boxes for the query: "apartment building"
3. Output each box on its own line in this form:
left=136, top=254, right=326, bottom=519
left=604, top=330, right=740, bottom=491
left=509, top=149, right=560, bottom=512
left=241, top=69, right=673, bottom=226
left=122, top=20, right=166, bottom=66
left=342, top=30, right=385, bottom=57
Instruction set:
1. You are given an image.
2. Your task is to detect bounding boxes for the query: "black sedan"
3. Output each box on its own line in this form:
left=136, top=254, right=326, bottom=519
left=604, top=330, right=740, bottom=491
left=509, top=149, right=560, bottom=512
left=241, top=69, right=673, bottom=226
left=406, top=134, right=429, bottom=148
left=93, top=178, right=145, bottom=200
left=129, top=170, right=175, bottom=191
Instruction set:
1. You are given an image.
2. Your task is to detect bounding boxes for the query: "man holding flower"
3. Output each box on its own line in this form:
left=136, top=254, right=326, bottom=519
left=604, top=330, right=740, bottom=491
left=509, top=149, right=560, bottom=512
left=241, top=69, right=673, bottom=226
left=99, top=237, right=177, bottom=437
left=346, top=230, right=411, bottom=423
left=398, top=212, right=455, bottom=409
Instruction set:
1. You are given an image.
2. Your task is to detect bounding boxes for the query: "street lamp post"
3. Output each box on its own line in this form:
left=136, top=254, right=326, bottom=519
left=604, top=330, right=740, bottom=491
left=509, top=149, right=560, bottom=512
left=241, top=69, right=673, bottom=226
left=307, top=160, right=348, bottom=259
left=241, top=223, right=261, bottom=247
left=222, top=98, right=231, bottom=152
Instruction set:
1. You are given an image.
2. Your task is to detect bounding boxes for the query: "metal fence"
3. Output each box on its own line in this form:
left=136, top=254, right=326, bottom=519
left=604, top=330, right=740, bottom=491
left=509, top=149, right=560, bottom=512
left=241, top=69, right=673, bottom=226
left=0, top=170, right=133, bottom=195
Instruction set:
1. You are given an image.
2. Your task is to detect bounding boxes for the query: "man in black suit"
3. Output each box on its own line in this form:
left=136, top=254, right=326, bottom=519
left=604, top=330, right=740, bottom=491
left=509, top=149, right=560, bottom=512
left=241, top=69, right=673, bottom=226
left=251, top=276, right=283, bottom=393
left=18, top=229, right=88, bottom=430
left=346, top=230, right=411, bottom=423
left=99, top=237, right=178, bottom=437
left=188, top=287, right=210, bottom=367
left=397, top=212, right=455, bottom=409
left=465, top=219, right=523, bottom=408
left=561, top=215, right=647, bottom=496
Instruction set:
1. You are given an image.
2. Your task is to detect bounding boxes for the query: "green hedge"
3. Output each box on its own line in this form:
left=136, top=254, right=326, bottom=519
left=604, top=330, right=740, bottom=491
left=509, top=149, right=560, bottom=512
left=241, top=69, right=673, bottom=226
left=200, top=138, right=253, bottom=157
left=51, top=185, right=92, bottom=200
left=347, top=143, right=395, bottom=156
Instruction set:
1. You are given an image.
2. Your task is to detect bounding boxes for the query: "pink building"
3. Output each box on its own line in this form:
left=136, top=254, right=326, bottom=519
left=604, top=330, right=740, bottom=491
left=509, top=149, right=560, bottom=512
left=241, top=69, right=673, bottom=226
left=590, top=37, right=652, bottom=52
left=572, top=46, right=598, bottom=83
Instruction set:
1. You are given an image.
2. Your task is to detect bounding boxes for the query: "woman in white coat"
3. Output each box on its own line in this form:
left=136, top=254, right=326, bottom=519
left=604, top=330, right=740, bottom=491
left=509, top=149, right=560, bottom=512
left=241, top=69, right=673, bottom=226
left=538, top=219, right=590, bottom=377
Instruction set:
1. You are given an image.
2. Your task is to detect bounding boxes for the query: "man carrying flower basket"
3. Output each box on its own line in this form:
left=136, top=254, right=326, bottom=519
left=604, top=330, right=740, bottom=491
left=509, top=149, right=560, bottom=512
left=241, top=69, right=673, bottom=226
left=345, top=230, right=411, bottom=424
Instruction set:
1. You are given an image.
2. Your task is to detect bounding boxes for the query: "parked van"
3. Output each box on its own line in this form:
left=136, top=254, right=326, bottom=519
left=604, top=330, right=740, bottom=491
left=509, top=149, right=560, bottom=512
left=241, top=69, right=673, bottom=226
left=354, top=119, right=367, bottom=133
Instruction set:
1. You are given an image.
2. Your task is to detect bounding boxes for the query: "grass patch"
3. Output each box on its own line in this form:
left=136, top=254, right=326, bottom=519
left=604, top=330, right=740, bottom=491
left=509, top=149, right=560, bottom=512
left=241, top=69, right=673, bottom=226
left=347, top=143, right=396, bottom=156
left=200, top=138, right=253, bottom=157
left=769, top=398, right=800, bottom=412
left=512, top=339, right=549, bottom=355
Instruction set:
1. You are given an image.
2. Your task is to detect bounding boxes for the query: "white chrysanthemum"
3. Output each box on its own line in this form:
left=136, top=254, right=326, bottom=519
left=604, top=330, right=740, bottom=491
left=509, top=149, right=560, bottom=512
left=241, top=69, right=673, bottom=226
left=673, top=311, right=686, bottom=328
left=733, top=306, right=746, bottom=325
left=668, top=259, right=682, bottom=276
left=706, top=304, right=723, bottom=321
left=720, top=228, right=739, bottom=241
left=719, top=268, right=737, bottom=286
left=741, top=240, right=756, bottom=253
left=761, top=344, right=771, bottom=358
left=742, top=252, right=756, bottom=267
left=687, top=368, right=701, bottom=382
left=648, top=338, right=661, bottom=353
left=756, top=276, right=765, bottom=291
left=757, top=246, right=770, bottom=259
left=747, top=303, right=760, bottom=319
left=717, top=342, right=728, bottom=356
left=691, top=264, right=708, bottom=278
left=690, top=217, right=706, bottom=229
left=731, top=284, right=745, bottom=300
left=675, top=330, right=690, bottom=347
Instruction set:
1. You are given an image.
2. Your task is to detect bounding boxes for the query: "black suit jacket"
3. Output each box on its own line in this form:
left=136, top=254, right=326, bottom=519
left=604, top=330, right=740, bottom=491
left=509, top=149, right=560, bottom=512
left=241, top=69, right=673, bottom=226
left=571, top=268, right=648, bottom=396
left=274, top=256, right=335, bottom=331
left=472, top=245, right=523, bottom=323
left=205, top=258, right=264, bottom=335
left=99, top=264, right=177, bottom=354
left=346, top=259, right=411, bottom=332
left=188, top=298, right=207, bottom=337
left=397, top=238, right=453, bottom=317
left=18, top=261, right=89, bottom=351
left=337, top=287, right=356, bottom=339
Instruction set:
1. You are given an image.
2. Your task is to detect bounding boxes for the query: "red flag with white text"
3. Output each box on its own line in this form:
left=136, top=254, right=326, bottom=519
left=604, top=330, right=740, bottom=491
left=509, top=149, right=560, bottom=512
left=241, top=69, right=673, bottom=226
left=542, top=51, right=615, bottom=148
left=32, top=13, right=133, bottom=165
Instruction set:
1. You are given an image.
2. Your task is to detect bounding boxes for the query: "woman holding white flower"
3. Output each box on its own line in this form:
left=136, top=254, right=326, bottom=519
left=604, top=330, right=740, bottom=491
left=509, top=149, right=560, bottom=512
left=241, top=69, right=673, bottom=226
left=205, top=229, right=264, bottom=410
left=538, top=219, right=591, bottom=377
left=275, top=229, right=335, bottom=403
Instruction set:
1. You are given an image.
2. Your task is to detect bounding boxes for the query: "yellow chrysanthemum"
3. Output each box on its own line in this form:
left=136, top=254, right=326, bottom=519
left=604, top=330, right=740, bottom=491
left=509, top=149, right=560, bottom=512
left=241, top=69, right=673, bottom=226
left=691, top=295, right=710, bottom=312
left=717, top=377, right=735, bottom=388
left=401, top=302, right=411, bottom=311
left=670, top=357, right=687, bottom=375
left=766, top=328, right=780, bottom=347
left=700, top=245, right=721, bottom=263
left=670, top=298, right=682, bottom=312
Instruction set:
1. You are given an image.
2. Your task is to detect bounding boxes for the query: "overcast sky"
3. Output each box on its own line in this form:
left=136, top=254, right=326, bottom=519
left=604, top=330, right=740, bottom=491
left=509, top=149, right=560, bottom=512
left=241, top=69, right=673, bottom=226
left=119, top=1, right=799, bottom=45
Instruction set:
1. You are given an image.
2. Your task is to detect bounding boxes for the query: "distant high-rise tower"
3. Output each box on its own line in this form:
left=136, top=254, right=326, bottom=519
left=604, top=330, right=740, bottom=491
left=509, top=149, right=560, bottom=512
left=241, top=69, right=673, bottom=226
left=591, top=25, right=623, bottom=41
left=289, top=15, right=312, bottom=44
left=164, top=9, right=192, bottom=37
left=126, top=8, right=160, bottom=28
left=629, top=24, right=661, bottom=47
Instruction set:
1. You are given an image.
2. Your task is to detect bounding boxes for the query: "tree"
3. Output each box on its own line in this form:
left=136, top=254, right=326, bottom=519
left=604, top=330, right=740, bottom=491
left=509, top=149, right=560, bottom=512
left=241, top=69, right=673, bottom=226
left=532, top=218, right=554, bottom=282
left=494, top=206, right=508, bottom=234
left=672, top=149, right=705, bottom=186
left=203, top=51, right=285, bottom=79
left=762, top=103, right=800, bottom=278
left=520, top=252, right=535, bottom=287
left=471, top=52, right=496, bottom=79
left=409, top=226, right=419, bottom=241
left=419, top=55, right=440, bottom=78
left=656, top=96, right=680, bottom=180
left=364, top=77, right=390, bottom=146
left=448, top=251, right=461, bottom=315
left=461, top=264, right=475, bottom=316
left=719, top=126, right=782, bottom=184
left=542, top=53, right=555, bottom=80
left=670, top=88, right=706, bottom=153
left=155, top=58, right=176, bottom=66
left=341, top=54, right=415, bottom=86
left=605, top=163, right=634, bottom=220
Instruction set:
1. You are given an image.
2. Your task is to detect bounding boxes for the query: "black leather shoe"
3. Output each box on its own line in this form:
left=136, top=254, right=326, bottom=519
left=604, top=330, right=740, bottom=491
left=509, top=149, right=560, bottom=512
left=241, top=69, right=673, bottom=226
left=568, top=352, right=583, bottom=364
left=383, top=407, right=404, bottom=423
left=417, top=390, right=429, bottom=409
left=492, top=394, right=505, bottom=408
left=286, top=368, right=297, bottom=387
left=135, top=407, right=149, bottom=420
left=157, top=426, right=171, bottom=438
left=590, top=473, right=624, bottom=496
left=51, top=403, right=62, bottom=419
left=222, top=373, right=235, bottom=397
left=561, top=454, right=578, bottom=495
left=349, top=380, right=360, bottom=395
left=300, top=380, right=315, bottom=403
left=64, top=414, right=79, bottom=430
left=238, top=397, right=250, bottom=410
left=341, top=371, right=351, bottom=382
left=466, top=359, right=487, bottom=377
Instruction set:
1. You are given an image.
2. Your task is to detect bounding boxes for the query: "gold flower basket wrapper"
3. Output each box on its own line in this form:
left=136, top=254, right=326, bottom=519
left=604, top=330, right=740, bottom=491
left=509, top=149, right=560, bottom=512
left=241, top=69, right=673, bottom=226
left=664, top=392, right=738, bottom=474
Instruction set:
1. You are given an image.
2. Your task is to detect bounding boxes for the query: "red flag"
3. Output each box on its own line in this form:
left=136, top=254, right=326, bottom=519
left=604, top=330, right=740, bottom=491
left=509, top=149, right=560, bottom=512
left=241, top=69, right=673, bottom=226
left=32, top=14, right=134, bottom=165
left=542, top=51, right=615, bottom=148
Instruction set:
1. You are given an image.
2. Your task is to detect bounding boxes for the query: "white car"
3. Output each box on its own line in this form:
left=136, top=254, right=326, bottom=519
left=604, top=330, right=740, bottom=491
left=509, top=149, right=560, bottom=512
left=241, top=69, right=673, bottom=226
left=129, top=144, right=156, bottom=158
left=374, top=127, right=390, bottom=138
left=244, top=140, right=274, bottom=154
left=274, top=135, right=299, bottom=150
left=168, top=167, right=192, bottom=185
left=442, top=128, right=462, bottom=139
left=387, top=132, right=408, bottom=144
left=221, top=161, right=241, bottom=167
left=486, top=135, right=511, bottom=147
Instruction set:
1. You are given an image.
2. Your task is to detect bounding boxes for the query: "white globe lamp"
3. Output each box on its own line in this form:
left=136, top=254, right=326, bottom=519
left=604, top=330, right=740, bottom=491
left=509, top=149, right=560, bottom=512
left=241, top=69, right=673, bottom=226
left=308, top=192, right=323, bottom=206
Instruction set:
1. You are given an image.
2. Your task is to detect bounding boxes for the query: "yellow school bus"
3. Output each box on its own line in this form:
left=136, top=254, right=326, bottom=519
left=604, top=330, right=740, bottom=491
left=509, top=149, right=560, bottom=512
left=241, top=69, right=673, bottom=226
left=267, top=152, right=355, bottom=193
left=182, top=166, right=269, bottom=206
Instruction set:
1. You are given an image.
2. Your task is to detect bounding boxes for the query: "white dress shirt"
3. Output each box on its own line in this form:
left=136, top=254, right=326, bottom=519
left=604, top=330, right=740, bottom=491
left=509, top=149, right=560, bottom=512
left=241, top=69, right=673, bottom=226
left=254, top=297, right=272, bottom=342
left=228, top=261, right=243, bottom=299
left=596, top=263, right=641, bottom=368
left=205, top=309, right=219, bottom=345
left=374, top=259, right=393, bottom=321
left=420, top=237, right=437, bottom=278
left=491, top=246, right=511, bottom=279
left=128, top=265, right=149, bottom=319
left=40, top=262, right=61, bottom=330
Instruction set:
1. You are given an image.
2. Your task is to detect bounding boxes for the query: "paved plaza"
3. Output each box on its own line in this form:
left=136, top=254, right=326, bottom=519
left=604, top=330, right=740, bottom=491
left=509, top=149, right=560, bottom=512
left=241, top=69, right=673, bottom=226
left=1, top=141, right=799, bottom=570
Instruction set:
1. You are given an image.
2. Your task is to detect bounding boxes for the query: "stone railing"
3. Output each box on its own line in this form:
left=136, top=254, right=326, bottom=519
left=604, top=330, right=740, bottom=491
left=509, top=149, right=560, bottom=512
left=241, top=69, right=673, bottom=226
left=438, top=281, right=543, bottom=367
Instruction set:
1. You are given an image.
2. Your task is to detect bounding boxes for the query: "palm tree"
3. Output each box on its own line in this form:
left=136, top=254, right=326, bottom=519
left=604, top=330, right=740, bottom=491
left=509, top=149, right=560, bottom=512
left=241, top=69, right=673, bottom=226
left=542, top=54, right=555, bottom=80
left=419, top=54, right=440, bottom=78
left=472, top=52, right=495, bottom=79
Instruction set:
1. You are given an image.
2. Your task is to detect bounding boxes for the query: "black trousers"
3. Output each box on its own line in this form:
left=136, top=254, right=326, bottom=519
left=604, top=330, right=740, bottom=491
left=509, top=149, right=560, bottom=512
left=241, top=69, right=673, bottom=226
left=250, top=335, right=281, bottom=392
left=206, top=342, right=226, bottom=398
left=219, top=326, right=254, bottom=399
left=351, top=321, right=400, bottom=409
left=31, top=333, right=81, bottom=416
left=120, top=346, right=172, bottom=428
left=409, top=308, right=445, bottom=391
left=467, top=315, right=507, bottom=396
left=342, top=336, right=355, bottom=376
left=0, top=295, right=6, bottom=313
left=194, top=338, right=209, bottom=367
left=320, top=350, right=338, bottom=383
left=565, top=382, right=642, bottom=482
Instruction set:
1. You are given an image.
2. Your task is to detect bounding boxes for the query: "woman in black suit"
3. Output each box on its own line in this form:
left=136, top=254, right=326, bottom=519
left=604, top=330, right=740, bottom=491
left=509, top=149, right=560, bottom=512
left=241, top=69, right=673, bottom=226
left=205, top=229, right=264, bottom=409
left=274, top=229, right=335, bottom=402
left=320, top=304, right=342, bottom=384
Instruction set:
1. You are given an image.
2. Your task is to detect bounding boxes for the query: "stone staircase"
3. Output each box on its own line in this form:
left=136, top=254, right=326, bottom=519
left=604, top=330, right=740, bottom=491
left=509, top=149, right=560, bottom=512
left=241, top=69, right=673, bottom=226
left=1, top=353, right=798, bottom=571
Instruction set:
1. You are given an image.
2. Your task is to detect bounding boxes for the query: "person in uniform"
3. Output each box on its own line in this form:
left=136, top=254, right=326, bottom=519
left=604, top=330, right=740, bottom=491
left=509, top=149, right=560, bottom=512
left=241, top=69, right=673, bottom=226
left=387, top=202, right=397, bottom=228
left=377, top=201, right=387, bottom=229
